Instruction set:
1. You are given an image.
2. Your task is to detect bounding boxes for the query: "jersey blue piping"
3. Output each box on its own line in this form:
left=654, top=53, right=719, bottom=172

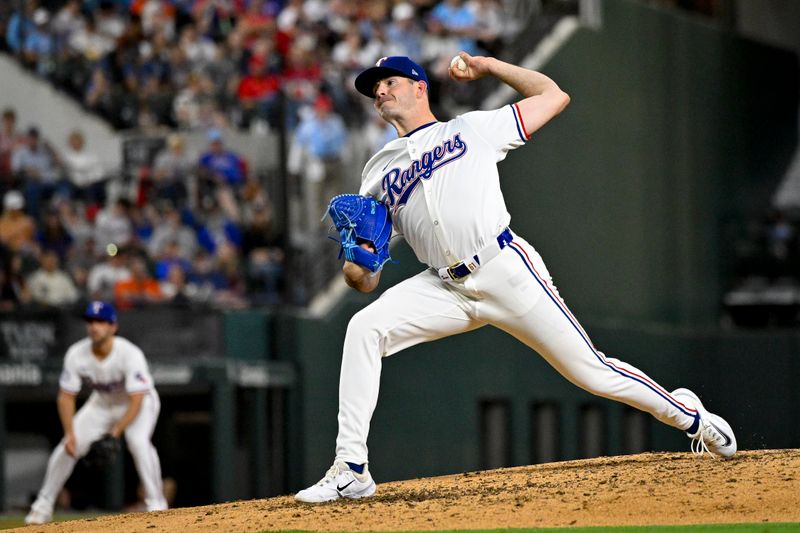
left=509, top=105, right=526, bottom=142
left=403, top=121, right=438, bottom=137
left=507, top=242, right=697, bottom=419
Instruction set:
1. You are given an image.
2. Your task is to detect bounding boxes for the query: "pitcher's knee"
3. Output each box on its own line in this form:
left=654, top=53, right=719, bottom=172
left=344, top=312, right=388, bottom=358
left=345, top=310, right=383, bottom=342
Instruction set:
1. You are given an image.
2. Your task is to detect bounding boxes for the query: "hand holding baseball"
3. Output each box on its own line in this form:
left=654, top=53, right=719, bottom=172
left=450, top=55, right=468, bottom=72
left=448, top=52, right=490, bottom=81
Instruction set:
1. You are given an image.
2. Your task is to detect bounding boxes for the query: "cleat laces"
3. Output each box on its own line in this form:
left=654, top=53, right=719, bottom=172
left=689, top=420, right=724, bottom=458
left=316, top=461, right=346, bottom=486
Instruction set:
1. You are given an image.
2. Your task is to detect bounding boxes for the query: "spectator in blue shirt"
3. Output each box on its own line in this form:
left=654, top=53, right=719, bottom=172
left=197, top=128, right=248, bottom=196
left=153, top=239, right=192, bottom=281
left=187, top=193, right=242, bottom=257
left=386, top=3, right=423, bottom=60
left=288, top=94, right=349, bottom=237
left=23, top=8, right=54, bottom=76
left=430, top=0, right=480, bottom=55
left=11, top=127, right=67, bottom=219
left=5, top=5, right=35, bottom=54
left=292, top=96, right=348, bottom=162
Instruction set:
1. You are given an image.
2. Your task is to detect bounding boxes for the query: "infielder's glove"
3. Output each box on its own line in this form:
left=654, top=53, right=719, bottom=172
left=327, top=194, right=392, bottom=272
left=82, top=434, right=121, bottom=469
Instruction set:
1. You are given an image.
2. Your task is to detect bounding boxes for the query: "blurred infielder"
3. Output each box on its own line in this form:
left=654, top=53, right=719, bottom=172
left=26, top=301, right=167, bottom=524
left=295, top=54, right=737, bottom=503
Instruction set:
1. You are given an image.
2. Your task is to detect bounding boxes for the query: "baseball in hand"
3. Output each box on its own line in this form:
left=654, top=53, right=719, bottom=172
left=450, top=55, right=468, bottom=72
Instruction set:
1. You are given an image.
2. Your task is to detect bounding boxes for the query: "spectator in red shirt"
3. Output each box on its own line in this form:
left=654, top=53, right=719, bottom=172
left=236, top=0, right=277, bottom=46
left=280, top=43, right=322, bottom=130
left=0, top=108, right=23, bottom=191
left=237, top=60, right=280, bottom=129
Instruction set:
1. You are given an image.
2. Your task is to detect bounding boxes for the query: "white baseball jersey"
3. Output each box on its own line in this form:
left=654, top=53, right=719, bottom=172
left=30, top=336, right=167, bottom=518
left=59, top=336, right=156, bottom=403
left=333, top=103, right=703, bottom=467
left=359, top=104, right=527, bottom=269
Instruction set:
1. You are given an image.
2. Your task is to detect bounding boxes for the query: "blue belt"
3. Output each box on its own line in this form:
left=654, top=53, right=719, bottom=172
left=437, top=228, right=514, bottom=282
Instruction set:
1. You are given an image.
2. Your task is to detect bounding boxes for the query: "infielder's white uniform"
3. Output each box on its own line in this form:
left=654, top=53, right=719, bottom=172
left=29, top=336, right=167, bottom=516
left=336, top=104, right=700, bottom=464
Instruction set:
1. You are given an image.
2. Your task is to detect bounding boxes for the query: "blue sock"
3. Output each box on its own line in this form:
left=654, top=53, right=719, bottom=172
left=687, top=414, right=700, bottom=435
left=346, top=461, right=364, bottom=474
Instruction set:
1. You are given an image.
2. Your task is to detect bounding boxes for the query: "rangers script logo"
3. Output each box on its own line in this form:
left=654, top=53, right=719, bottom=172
left=382, top=133, right=468, bottom=211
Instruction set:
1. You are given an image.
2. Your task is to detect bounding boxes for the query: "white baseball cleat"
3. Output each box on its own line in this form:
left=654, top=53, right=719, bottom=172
left=672, top=388, right=737, bottom=458
left=295, top=460, right=376, bottom=503
left=24, top=509, right=52, bottom=525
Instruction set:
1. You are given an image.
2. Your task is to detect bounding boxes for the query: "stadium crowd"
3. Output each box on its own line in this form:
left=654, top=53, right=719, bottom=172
left=0, top=105, right=286, bottom=311
left=2, top=0, right=511, bottom=130
left=0, top=0, right=524, bottom=311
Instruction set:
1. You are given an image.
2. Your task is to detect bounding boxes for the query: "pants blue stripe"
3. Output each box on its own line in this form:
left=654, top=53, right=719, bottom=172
left=507, top=243, right=695, bottom=418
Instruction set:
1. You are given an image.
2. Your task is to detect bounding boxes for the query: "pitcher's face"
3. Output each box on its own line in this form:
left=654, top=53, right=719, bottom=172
left=373, top=77, right=421, bottom=121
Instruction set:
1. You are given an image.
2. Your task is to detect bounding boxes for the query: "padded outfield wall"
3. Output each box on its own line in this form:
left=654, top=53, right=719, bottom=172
left=506, top=0, right=797, bottom=327
left=283, top=0, right=799, bottom=491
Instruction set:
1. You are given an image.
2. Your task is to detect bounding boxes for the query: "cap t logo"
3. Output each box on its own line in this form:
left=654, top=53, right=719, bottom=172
left=92, top=302, right=103, bottom=315
left=377, top=57, right=388, bottom=66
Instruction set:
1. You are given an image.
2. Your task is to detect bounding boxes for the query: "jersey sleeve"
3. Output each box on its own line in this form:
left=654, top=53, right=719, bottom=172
left=58, top=349, right=82, bottom=394
left=124, top=346, right=154, bottom=395
left=459, top=105, right=530, bottom=162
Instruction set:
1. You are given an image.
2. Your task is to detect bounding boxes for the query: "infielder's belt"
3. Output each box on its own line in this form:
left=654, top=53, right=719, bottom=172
left=437, top=227, right=514, bottom=282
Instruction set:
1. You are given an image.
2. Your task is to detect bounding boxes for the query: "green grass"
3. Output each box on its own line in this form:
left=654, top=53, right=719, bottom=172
left=0, top=512, right=107, bottom=530
left=461, top=525, right=798, bottom=533
left=0, top=517, right=23, bottom=531
left=477, top=526, right=800, bottom=533
left=266, top=526, right=800, bottom=533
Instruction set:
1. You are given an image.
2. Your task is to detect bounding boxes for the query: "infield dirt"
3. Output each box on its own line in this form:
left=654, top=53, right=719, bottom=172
left=15, top=449, right=800, bottom=532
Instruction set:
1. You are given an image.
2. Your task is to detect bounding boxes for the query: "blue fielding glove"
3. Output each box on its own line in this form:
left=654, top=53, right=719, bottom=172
left=327, top=194, right=392, bottom=272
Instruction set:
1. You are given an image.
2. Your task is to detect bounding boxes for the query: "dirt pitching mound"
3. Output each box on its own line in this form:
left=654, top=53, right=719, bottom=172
left=18, top=449, right=800, bottom=532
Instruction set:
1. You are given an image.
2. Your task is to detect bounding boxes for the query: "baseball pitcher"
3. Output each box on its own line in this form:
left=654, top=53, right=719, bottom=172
left=295, top=54, right=736, bottom=503
left=25, top=301, right=167, bottom=524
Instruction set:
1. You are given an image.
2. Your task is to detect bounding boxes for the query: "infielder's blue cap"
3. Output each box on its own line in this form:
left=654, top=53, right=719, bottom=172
left=355, top=56, right=428, bottom=98
left=83, top=301, right=117, bottom=323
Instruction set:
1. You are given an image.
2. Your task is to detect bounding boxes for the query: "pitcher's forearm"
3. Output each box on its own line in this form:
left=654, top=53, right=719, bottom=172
left=486, top=58, right=563, bottom=98
left=344, top=262, right=381, bottom=293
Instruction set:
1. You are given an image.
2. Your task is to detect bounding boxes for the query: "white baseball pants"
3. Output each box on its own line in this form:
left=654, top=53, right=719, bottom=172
left=335, top=233, right=698, bottom=465
left=30, top=391, right=167, bottom=516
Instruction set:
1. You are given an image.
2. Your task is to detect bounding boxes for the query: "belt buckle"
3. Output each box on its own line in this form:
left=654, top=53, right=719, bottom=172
left=446, top=264, right=463, bottom=280
left=447, top=260, right=479, bottom=281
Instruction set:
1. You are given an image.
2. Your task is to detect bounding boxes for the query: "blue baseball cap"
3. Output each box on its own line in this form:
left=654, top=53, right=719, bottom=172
left=355, top=56, right=428, bottom=98
left=83, top=301, right=117, bottom=323
left=207, top=128, right=222, bottom=142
